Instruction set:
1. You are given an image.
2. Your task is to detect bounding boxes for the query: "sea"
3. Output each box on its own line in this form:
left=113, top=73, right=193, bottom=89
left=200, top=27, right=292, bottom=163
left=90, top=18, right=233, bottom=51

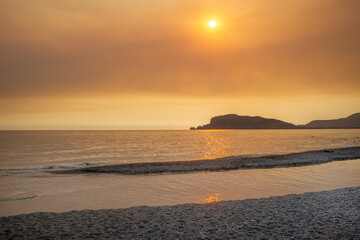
left=0, top=129, right=360, bottom=216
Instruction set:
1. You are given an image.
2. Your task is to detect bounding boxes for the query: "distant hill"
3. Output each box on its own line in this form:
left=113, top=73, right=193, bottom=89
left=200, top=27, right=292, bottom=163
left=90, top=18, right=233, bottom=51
left=191, top=113, right=360, bottom=130
left=303, top=113, right=360, bottom=129
left=195, top=114, right=297, bottom=129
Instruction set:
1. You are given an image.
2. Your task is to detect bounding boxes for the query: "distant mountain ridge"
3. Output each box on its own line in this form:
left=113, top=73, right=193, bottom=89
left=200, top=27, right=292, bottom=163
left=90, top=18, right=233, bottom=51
left=191, top=113, right=360, bottom=130
left=302, top=113, right=360, bottom=129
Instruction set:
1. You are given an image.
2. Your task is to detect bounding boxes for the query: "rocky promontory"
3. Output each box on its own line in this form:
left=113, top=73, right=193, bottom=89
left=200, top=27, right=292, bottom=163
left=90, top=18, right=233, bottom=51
left=191, top=113, right=360, bottom=130
left=194, top=114, right=297, bottom=130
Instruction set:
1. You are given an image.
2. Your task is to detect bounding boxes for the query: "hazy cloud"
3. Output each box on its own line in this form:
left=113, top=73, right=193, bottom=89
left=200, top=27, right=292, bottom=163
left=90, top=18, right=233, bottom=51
left=1, top=0, right=359, bottom=98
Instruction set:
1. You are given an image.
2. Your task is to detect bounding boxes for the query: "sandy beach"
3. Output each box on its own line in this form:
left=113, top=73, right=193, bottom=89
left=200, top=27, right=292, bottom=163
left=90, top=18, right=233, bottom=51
left=1, top=187, right=359, bottom=239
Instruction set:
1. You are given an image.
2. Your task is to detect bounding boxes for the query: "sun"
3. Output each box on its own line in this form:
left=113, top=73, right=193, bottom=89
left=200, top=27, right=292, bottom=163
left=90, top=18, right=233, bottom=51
left=208, top=20, right=217, bottom=28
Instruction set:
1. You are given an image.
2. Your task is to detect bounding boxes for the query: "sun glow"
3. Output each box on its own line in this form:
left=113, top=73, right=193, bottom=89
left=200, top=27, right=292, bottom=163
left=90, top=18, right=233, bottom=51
left=208, top=20, right=217, bottom=28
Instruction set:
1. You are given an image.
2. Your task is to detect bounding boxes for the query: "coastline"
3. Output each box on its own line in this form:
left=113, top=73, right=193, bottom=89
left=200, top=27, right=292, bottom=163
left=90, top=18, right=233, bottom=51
left=51, top=146, right=360, bottom=175
left=1, top=187, right=359, bottom=239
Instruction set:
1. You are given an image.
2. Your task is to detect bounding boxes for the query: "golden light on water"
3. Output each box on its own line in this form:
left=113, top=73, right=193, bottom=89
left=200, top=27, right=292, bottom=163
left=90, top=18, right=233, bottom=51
left=200, top=133, right=231, bottom=159
left=208, top=20, right=217, bottom=28
left=204, top=193, right=221, bottom=203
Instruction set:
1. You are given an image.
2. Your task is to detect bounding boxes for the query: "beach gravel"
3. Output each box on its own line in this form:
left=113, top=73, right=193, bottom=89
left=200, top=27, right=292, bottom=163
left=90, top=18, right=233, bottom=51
left=1, top=187, right=359, bottom=239
left=53, top=146, right=360, bottom=175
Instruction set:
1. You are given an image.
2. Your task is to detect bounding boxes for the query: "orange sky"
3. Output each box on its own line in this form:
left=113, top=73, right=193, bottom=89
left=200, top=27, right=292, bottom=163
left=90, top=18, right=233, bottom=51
left=0, top=0, right=359, bottom=129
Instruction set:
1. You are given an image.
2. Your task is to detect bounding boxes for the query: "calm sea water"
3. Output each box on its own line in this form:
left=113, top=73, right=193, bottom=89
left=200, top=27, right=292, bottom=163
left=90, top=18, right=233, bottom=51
left=1, top=130, right=360, bottom=169
left=0, top=130, right=360, bottom=216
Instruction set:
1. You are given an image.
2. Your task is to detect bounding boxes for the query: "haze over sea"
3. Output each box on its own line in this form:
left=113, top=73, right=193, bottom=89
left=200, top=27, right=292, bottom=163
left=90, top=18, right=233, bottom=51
left=1, top=129, right=360, bottom=216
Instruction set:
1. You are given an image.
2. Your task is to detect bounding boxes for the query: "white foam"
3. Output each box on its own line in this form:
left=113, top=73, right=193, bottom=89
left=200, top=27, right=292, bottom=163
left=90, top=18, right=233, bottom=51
left=0, top=163, right=96, bottom=172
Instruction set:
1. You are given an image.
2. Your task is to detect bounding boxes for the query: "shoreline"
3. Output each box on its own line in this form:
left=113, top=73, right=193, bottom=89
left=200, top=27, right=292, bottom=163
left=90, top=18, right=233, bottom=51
left=51, top=146, right=360, bottom=175
left=1, top=187, right=359, bottom=239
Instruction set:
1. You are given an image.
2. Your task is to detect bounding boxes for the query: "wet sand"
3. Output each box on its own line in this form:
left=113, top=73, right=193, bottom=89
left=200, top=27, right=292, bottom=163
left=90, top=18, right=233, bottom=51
left=1, top=187, right=359, bottom=239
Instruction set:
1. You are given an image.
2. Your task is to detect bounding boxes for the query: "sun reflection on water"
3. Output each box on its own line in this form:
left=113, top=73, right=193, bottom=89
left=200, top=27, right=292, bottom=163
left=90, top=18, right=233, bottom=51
left=200, top=133, right=231, bottom=159
left=204, top=193, right=221, bottom=203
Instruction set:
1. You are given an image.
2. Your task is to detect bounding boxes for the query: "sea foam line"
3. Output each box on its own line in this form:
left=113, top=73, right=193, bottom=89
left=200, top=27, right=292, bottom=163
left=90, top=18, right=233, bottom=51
left=52, top=146, right=360, bottom=175
left=0, top=163, right=97, bottom=172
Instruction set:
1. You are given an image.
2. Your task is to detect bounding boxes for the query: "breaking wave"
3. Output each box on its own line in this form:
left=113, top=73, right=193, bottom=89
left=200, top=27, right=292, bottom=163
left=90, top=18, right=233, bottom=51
left=0, top=163, right=99, bottom=172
